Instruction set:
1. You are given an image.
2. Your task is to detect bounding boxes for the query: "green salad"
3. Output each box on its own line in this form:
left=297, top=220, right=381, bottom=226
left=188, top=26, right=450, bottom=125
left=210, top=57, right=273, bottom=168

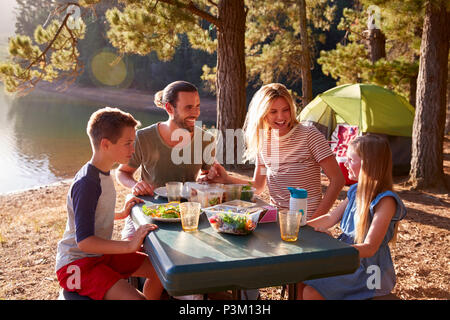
left=142, top=204, right=180, bottom=219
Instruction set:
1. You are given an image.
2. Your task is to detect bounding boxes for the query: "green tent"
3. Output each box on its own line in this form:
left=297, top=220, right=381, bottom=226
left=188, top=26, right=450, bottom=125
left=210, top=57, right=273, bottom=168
left=298, top=83, right=415, bottom=138
left=298, top=83, right=415, bottom=175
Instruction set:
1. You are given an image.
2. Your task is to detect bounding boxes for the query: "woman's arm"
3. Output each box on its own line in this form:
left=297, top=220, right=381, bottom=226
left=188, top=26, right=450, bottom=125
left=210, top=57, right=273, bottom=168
left=307, top=198, right=348, bottom=230
left=352, top=196, right=396, bottom=258
left=310, top=155, right=345, bottom=219
left=203, top=159, right=267, bottom=194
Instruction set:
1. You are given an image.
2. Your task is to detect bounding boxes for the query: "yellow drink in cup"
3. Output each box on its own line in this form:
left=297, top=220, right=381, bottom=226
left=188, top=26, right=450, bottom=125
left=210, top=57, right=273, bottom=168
left=279, top=209, right=302, bottom=242
left=179, top=202, right=202, bottom=232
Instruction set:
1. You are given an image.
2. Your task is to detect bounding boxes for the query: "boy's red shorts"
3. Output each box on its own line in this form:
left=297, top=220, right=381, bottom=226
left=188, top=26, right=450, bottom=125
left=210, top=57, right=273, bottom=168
left=56, top=252, right=147, bottom=300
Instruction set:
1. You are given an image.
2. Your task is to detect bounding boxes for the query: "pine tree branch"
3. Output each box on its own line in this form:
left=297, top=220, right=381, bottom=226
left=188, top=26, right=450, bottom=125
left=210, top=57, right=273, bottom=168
left=24, top=6, right=77, bottom=73
left=155, top=0, right=221, bottom=29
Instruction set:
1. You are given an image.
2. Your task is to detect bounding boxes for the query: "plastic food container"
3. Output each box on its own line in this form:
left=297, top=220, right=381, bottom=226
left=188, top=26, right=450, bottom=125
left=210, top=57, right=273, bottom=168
left=222, top=184, right=243, bottom=202
left=184, top=182, right=206, bottom=202
left=221, top=200, right=254, bottom=208
left=240, top=187, right=256, bottom=202
left=203, top=206, right=263, bottom=235
left=196, top=187, right=225, bottom=208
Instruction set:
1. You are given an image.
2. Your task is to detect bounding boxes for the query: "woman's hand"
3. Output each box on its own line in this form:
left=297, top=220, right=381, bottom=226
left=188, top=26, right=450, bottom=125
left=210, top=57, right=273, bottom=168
left=198, top=162, right=229, bottom=184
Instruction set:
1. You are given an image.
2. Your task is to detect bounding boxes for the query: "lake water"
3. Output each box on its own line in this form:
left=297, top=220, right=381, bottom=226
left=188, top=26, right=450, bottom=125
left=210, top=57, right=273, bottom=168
left=0, top=88, right=194, bottom=195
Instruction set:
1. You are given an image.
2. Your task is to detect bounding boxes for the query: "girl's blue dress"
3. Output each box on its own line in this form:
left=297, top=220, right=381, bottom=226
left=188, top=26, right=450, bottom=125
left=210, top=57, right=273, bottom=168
left=304, top=183, right=407, bottom=299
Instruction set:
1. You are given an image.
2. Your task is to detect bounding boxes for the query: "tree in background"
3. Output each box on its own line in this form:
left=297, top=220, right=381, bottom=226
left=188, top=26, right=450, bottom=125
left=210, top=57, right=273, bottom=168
left=410, top=0, right=449, bottom=191
left=318, top=0, right=449, bottom=192
left=318, top=0, right=422, bottom=106
left=243, top=0, right=336, bottom=108
left=0, top=0, right=247, bottom=165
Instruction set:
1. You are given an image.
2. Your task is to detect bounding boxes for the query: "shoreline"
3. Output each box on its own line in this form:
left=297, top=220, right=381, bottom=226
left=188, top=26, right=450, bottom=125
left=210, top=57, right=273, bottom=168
left=0, top=83, right=219, bottom=195
left=0, top=179, right=73, bottom=197
left=35, top=83, right=218, bottom=123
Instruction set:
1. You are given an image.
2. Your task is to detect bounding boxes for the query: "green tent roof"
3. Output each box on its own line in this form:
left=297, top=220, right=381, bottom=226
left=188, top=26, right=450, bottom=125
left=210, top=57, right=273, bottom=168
left=299, top=83, right=415, bottom=137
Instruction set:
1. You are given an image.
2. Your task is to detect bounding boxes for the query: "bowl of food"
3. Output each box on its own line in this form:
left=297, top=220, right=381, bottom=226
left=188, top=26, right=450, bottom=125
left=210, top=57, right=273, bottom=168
left=203, top=205, right=262, bottom=235
left=141, top=202, right=181, bottom=222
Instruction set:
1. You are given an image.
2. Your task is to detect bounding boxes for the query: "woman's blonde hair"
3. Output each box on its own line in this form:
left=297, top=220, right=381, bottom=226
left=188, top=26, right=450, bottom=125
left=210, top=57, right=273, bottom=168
left=349, top=135, right=397, bottom=244
left=243, top=83, right=299, bottom=161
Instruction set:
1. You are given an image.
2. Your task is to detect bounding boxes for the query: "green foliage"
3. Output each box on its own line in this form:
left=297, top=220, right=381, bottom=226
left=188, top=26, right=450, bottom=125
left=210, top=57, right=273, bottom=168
left=105, top=1, right=213, bottom=61
left=318, top=1, right=423, bottom=100
left=0, top=3, right=86, bottom=93
left=318, top=42, right=368, bottom=84
left=245, top=0, right=337, bottom=90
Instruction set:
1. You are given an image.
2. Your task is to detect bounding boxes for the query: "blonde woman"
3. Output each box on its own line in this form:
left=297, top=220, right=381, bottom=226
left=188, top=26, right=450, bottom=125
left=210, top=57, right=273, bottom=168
left=206, top=83, right=345, bottom=219
left=300, top=135, right=407, bottom=299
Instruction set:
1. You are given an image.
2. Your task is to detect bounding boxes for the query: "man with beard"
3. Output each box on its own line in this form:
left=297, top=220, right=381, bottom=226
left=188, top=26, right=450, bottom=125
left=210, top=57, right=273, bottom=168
left=116, top=81, right=215, bottom=240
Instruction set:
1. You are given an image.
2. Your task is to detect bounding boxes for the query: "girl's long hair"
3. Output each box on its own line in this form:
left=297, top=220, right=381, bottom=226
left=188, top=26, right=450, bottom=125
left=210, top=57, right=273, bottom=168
left=350, top=135, right=395, bottom=244
left=243, top=83, right=299, bottom=161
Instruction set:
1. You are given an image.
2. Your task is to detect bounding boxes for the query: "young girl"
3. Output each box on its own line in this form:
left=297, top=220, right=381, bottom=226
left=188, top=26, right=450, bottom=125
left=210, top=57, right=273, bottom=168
left=301, top=134, right=407, bottom=299
left=205, top=83, right=345, bottom=220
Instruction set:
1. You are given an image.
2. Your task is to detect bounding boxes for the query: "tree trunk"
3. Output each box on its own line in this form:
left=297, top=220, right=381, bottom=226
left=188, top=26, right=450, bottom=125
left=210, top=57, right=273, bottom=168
left=410, top=0, right=449, bottom=191
left=364, top=29, right=386, bottom=63
left=298, top=0, right=312, bottom=108
left=216, top=0, right=247, bottom=168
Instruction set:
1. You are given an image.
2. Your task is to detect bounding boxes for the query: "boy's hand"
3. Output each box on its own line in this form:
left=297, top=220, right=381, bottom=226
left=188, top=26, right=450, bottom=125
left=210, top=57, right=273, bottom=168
left=116, top=197, right=144, bottom=220
left=132, top=180, right=155, bottom=196
left=128, top=224, right=158, bottom=252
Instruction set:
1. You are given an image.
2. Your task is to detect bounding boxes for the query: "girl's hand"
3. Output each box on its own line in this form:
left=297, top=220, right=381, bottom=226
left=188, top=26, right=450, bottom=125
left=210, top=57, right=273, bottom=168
left=313, top=226, right=333, bottom=236
left=128, top=224, right=158, bottom=252
left=116, top=197, right=144, bottom=220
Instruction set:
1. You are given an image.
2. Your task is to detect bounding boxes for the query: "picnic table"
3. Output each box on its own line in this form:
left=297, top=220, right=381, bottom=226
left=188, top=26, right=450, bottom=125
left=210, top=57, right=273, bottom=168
left=130, top=194, right=359, bottom=299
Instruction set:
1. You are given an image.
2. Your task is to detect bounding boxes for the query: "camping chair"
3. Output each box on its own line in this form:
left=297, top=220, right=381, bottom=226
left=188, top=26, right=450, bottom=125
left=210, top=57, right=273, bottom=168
left=329, top=124, right=358, bottom=186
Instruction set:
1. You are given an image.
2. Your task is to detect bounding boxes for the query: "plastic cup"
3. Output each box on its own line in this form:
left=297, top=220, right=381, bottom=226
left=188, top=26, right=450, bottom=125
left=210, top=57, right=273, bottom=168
left=223, top=184, right=243, bottom=202
left=278, top=209, right=302, bottom=242
left=166, top=182, right=183, bottom=202
left=179, top=202, right=202, bottom=232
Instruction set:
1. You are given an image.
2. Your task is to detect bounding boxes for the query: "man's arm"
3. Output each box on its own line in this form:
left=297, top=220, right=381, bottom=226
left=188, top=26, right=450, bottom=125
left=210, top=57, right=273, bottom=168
left=116, top=164, right=154, bottom=196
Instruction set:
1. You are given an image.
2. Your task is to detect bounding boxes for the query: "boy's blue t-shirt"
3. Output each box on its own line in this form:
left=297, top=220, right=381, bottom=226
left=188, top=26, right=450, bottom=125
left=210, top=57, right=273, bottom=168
left=55, top=162, right=116, bottom=271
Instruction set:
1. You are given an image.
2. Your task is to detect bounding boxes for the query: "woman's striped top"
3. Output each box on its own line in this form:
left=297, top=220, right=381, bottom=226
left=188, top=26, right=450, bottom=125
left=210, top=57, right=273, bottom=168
left=257, top=123, right=334, bottom=218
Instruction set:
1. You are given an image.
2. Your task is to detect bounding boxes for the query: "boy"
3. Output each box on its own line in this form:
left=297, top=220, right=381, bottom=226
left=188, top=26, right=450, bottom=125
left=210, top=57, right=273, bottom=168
left=55, top=107, right=163, bottom=300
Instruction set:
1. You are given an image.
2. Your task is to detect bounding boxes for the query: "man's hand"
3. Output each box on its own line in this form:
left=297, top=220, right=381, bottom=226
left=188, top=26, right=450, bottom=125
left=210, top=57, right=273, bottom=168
left=132, top=180, right=155, bottom=196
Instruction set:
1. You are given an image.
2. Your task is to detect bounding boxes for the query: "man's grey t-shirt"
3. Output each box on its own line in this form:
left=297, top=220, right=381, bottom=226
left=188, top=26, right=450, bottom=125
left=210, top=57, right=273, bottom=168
left=121, top=123, right=215, bottom=239
left=128, top=123, right=215, bottom=186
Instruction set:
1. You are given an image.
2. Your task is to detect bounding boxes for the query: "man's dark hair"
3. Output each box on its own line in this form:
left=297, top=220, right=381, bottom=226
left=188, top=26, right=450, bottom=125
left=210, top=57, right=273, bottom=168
left=154, top=81, right=198, bottom=108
